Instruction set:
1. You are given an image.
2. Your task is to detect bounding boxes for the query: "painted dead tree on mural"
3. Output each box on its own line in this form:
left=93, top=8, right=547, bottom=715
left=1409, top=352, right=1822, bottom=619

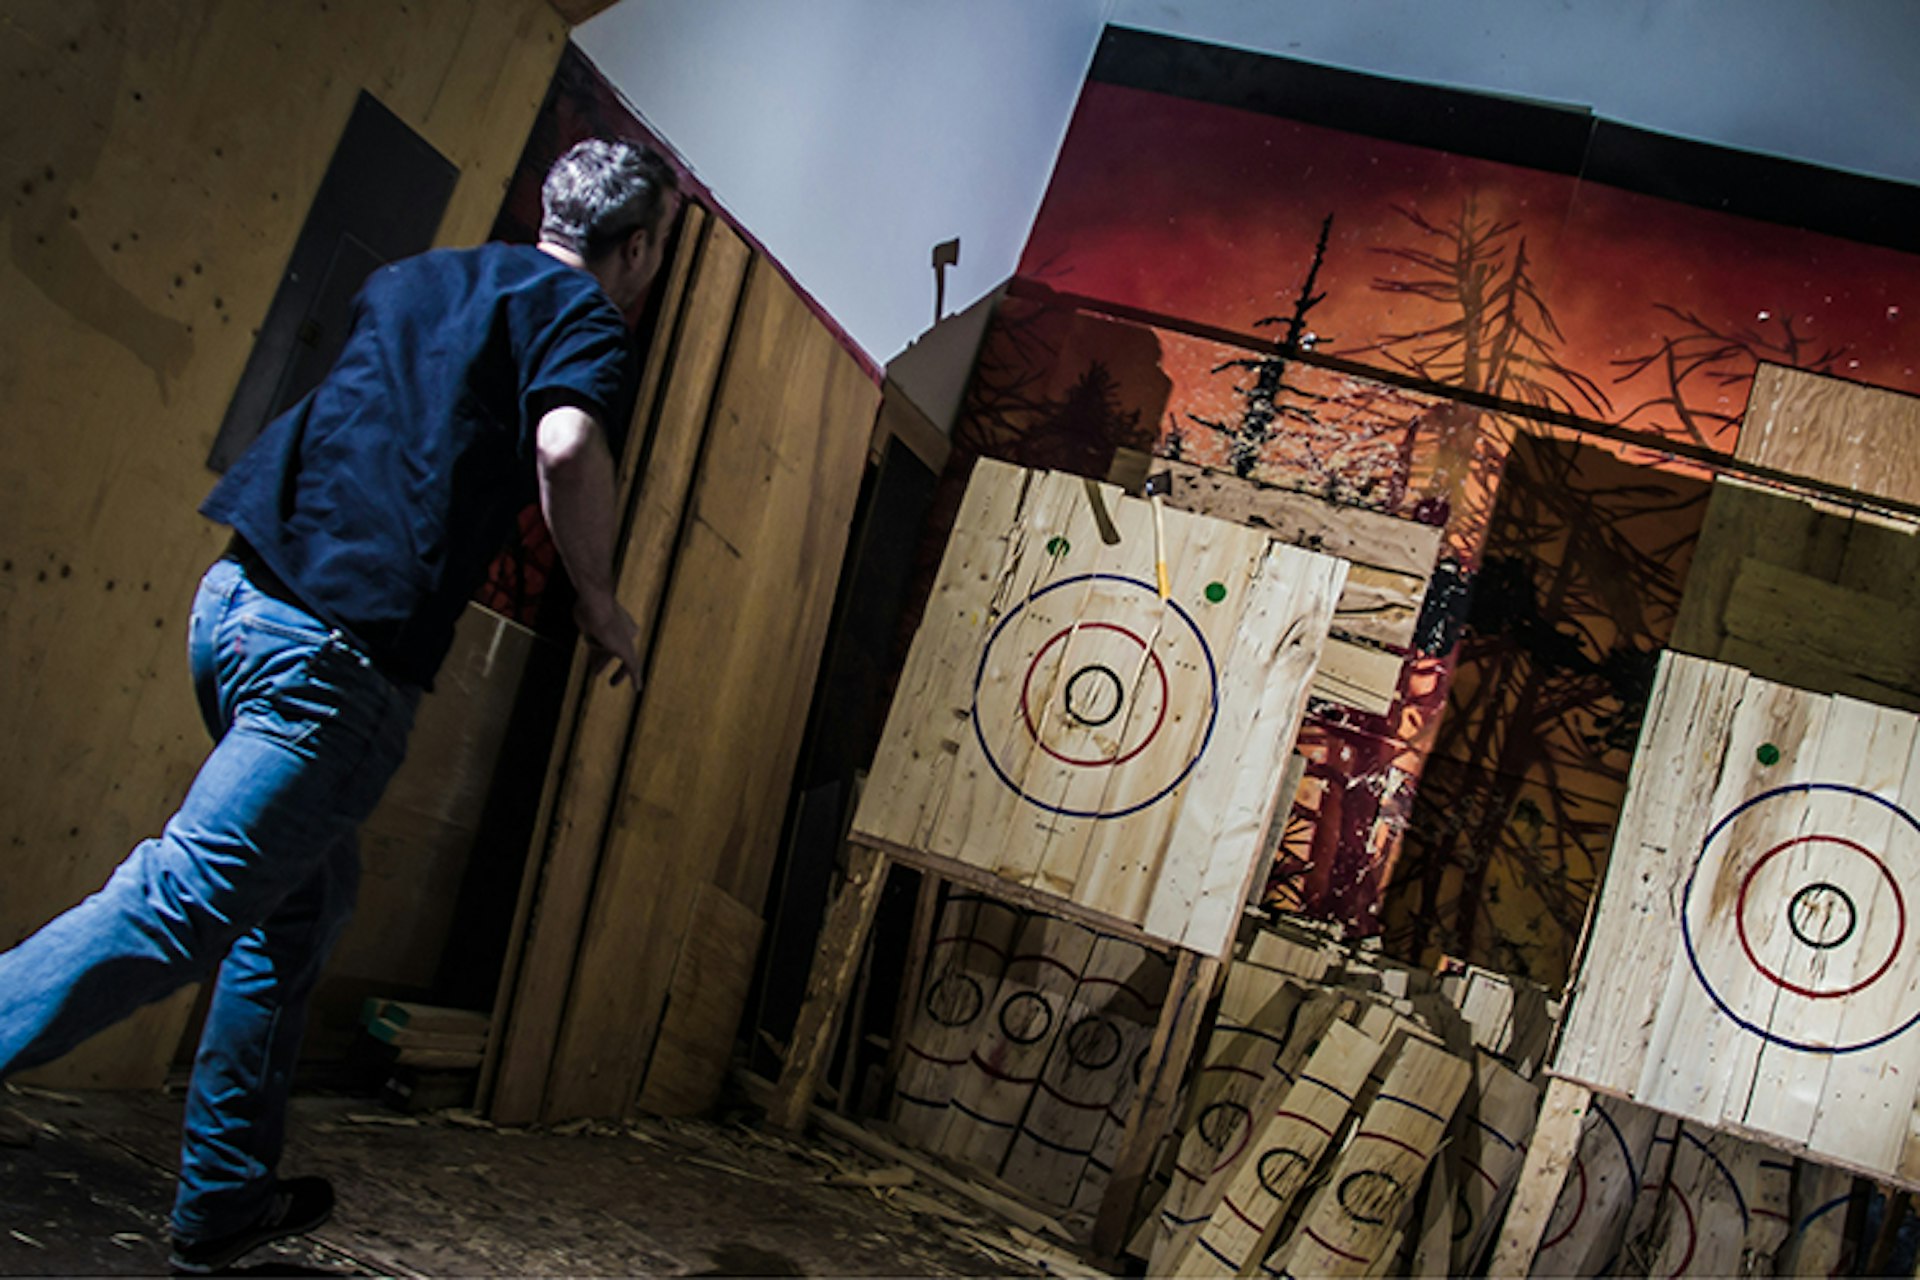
left=1611, top=303, right=1852, bottom=452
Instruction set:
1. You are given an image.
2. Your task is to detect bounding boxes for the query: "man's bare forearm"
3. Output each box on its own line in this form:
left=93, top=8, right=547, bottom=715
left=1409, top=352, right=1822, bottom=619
left=536, top=406, right=642, bottom=683
left=535, top=405, right=620, bottom=605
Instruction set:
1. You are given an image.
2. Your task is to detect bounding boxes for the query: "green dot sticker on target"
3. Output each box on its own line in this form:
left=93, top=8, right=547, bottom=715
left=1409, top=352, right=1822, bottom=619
left=1204, top=582, right=1227, bottom=603
left=1046, top=536, right=1070, bottom=558
left=1757, top=743, right=1781, bottom=767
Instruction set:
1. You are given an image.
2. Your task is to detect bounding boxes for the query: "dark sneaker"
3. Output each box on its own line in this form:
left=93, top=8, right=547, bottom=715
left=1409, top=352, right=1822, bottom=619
left=167, top=1175, right=335, bottom=1274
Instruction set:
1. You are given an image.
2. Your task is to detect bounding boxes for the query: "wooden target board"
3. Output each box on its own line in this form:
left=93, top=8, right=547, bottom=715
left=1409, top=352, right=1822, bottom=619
left=856, top=460, right=1346, bottom=958
left=1557, top=651, right=1920, bottom=1185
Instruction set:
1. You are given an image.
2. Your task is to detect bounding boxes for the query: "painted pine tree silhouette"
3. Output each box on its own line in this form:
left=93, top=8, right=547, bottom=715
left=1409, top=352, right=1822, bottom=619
left=1188, top=214, right=1336, bottom=477
left=1017, top=359, right=1146, bottom=476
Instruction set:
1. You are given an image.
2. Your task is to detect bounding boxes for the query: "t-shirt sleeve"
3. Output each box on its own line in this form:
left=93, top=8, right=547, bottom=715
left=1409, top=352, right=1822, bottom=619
left=521, top=291, right=635, bottom=447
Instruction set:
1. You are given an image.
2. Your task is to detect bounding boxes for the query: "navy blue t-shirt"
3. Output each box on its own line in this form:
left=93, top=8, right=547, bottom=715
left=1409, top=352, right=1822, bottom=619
left=203, top=242, right=633, bottom=689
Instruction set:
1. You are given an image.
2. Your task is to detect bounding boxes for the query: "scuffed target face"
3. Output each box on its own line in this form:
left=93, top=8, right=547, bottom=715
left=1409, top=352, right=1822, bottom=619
left=971, top=573, right=1219, bottom=820
left=1683, top=782, right=1920, bottom=1053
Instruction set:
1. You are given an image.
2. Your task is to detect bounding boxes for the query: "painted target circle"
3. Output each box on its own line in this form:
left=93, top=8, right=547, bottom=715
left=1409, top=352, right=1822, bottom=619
left=1682, top=782, right=1920, bottom=1054
left=1063, top=1015, right=1123, bottom=1071
left=973, top=574, right=1220, bottom=820
left=999, top=992, right=1054, bottom=1045
left=1196, top=1100, right=1254, bottom=1165
left=923, top=973, right=985, bottom=1028
left=1336, top=1169, right=1405, bottom=1226
left=1256, top=1148, right=1313, bottom=1199
left=1787, top=882, right=1857, bottom=950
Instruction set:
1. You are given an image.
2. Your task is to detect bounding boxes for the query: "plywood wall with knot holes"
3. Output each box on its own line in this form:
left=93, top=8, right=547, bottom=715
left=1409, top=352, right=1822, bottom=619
left=0, top=0, right=566, bottom=1087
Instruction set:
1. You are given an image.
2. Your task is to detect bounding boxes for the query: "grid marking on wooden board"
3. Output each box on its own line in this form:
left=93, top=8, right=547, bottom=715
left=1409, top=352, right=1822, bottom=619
left=1556, top=651, right=1920, bottom=1184
left=855, top=461, right=1346, bottom=956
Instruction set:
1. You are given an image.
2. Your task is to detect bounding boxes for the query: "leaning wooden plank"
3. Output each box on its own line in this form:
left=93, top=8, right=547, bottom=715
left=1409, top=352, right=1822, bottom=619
left=1527, top=1094, right=1662, bottom=1278
left=1092, top=951, right=1223, bottom=1259
left=1140, top=970, right=1304, bottom=1265
left=1638, top=1125, right=1769, bottom=1279
left=767, top=844, right=890, bottom=1132
left=1264, top=1037, right=1471, bottom=1278
left=547, top=255, right=881, bottom=1120
left=635, top=883, right=765, bottom=1117
left=1172, top=1020, right=1383, bottom=1277
left=1449, top=1053, right=1540, bottom=1274
left=486, top=214, right=748, bottom=1123
left=1150, top=990, right=1345, bottom=1273
left=1775, top=1159, right=1853, bottom=1277
left=1486, top=1077, right=1591, bottom=1278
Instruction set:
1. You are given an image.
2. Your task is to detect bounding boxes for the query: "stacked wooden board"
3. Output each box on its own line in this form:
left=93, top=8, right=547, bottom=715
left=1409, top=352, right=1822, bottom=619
left=1555, top=652, right=1920, bottom=1186
left=1126, top=918, right=1540, bottom=1278
left=890, top=892, right=1173, bottom=1214
left=855, top=460, right=1348, bottom=958
left=1110, top=452, right=1445, bottom=718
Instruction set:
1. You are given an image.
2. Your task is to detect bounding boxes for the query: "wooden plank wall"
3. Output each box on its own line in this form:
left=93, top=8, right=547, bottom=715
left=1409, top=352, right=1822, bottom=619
left=1674, top=366, right=1920, bottom=709
left=489, top=227, right=883, bottom=1122
left=0, top=0, right=566, bottom=1088
left=855, top=461, right=1347, bottom=957
left=1556, top=652, right=1920, bottom=1188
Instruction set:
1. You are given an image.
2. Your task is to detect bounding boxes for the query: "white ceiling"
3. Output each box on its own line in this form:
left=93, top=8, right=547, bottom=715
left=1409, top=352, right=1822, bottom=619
left=580, top=0, right=1920, bottom=364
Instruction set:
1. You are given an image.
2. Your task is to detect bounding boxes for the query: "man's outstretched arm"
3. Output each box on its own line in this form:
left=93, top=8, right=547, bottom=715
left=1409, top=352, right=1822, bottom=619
left=535, top=405, right=642, bottom=686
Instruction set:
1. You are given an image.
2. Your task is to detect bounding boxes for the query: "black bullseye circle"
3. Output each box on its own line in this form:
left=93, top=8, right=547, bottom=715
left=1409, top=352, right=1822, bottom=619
left=999, top=992, right=1054, bottom=1045
left=1336, top=1170, right=1405, bottom=1226
left=1063, top=664, right=1124, bottom=728
left=923, top=973, right=984, bottom=1027
left=1256, top=1148, right=1312, bottom=1198
left=1197, top=1100, right=1252, bottom=1153
left=1064, top=1015, right=1123, bottom=1070
left=1787, top=881, right=1857, bottom=950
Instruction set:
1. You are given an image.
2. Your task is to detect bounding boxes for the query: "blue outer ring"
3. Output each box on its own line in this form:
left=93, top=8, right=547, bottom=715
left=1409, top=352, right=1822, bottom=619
left=971, top=573, right=1219, bottom=820
left=1680, top=781, right=1920, bottom=1055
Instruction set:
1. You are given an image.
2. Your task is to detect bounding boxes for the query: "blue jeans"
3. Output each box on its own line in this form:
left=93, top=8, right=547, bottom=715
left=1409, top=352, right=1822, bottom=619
left=0, top=555, right=418, bottom=1240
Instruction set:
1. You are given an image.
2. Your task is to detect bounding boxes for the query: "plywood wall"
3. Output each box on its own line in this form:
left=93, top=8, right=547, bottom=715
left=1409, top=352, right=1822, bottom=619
left=0, top=0, right=566, bottom=1087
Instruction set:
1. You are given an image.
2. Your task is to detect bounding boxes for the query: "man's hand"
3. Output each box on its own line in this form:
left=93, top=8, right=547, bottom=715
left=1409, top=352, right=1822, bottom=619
left=575, top=591, right=643, bottom=688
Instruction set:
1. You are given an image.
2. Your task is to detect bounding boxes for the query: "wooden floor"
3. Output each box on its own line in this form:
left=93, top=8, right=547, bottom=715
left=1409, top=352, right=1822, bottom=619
left=0, top=1087, right=1043, bottom=1277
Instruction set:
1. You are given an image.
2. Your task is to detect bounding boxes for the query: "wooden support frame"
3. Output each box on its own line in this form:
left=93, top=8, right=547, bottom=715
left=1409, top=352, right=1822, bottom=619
left=767, top=835, right=1223, bottom=1256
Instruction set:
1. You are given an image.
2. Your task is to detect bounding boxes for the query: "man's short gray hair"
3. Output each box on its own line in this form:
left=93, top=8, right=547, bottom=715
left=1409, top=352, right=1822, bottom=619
left=540, top=138, right=677, bottom=261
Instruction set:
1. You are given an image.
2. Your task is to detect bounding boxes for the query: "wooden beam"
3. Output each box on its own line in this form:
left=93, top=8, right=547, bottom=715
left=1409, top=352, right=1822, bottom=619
left=1487, top=1076, right=1591, bottom=1277
left=1091, top=948, right=1221, bottom=1259
left=767, top=843, right=891, bottom=1132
